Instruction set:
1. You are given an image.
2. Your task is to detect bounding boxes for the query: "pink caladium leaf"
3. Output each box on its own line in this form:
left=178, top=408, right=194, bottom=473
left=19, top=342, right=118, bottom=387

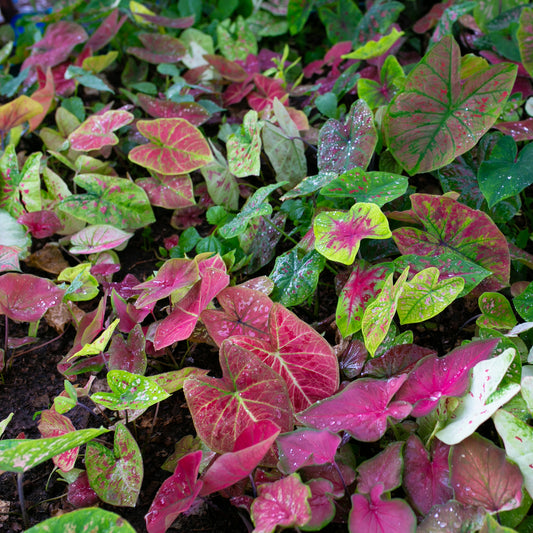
left=336, top=261, right=394, bottom=336
left=127, top=33, right=186, bottom=64
left=69, top=225, right=133, bottom=254
left=392, top=194, right=511, bottom=289
left=394, top=338, right=499, bottom=417
left=145, top=451, right=203, bottom=533
left=137, top=13, right=195, bottom=28
left=450, top=433, right=523, bottom=513
left=305, top=478, right=338, bottom=530
left=129, top=118, right=212, bottom=175
left=204, top=54, right=248, bottom=82
left=0, top=273, right=64, bottom=322
left=106, top=324, right=147, bottom=375
left=356, top=442, right=404, bottom=494
left=134, top=258, right=199, bottom=309
left=28, top=67, right=55, bottom=132
left=37, top=409, right=78, bottom=472
left=137, top=95, right=210, bottom=126
left=17, top=210, right=62, bottom=239
left=296, top=375, right=412, bottom=442
left=383, top=35, right=517, bottom=174
left=136, top=173, right=195, bottom=210
left=493, top=118, right=533, bottom=141
left=277, top=429, right=342, bottom=475
left=403, top=434, right=452, bottom=515
left=200, top=286, right=273, bottom=346
left=67, top=471, right=99, bottom=508
left=183, top=342, right=293, bottom=454
left=251, top=474, right=311, bottom=533
left=247, top=74, right=288, bottom=112
left=0, top=246, right=21, bottom=273
left=199, top=420, right=281, bottom=496
left=68, top=110, right=134, bottom=151
left=83, top=9, right=127, bottom=54
left=111, top=290, right=153, bottom=333
left=317, top=99, right=378, bottom=173
left=227, top=303, right=339, bottom=413
left=349, top=484, right=416, bottom=533
left=314, top=203, right=391, bottom=266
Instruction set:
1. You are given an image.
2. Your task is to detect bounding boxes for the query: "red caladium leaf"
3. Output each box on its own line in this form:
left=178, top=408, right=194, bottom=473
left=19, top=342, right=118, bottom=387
left=296, top=375, right=412, bottom=442
left=227, top=303, right=339, bottom=412
left=317, top=99, right=378, bottom=173
left=204, top=54, right=248, bottom=82
left=28, top=67, right=55, bottom=132
left=67, top=471, right=99, bottom=508
left=127, top=33, right=186, bottom=64
left=17, top=210, right=62, bottom=239
left=403, top=434, right=452, bottom=514
left=493, top=118, right=533, bottom=141
left=137, top=13, right=195, bottom=28
left=224, top=80, right=255, bottom=106
left=145, top=451, right=203, bottom=533
left=136, top=173, right=195, bottom=209
left=247, top=74, right=288, bottom=112
left=392, top=194, right=511, bottom=289
left=199, top=420, right=281, bottom=496
left=0, top=96, right=43, bottom=142
left=451, top=433, right=523, bottom=513
left=0, top=273, right=64, bottom=322
left=83, top=9, right=127, bottom=54
left=277, top=429, right=342, bottom=474
left=314, top=203, right=392, bottom=265
left=128, top=118, right=212, bottom=175
left=251, top=474, right=311, bottom=533
left=183, top=341, right=293, bottom=454
left=37, top=409, right=78, bottom=472
left=383, top=35, right=517, bottom=174
left=200, top=286, right=273, bottom=346
left=356, top=442, right=403, bottom=494
left=305, top=478, right=339, bottom=530
left=137, top=95, right=210, bottom=126
left=106, top=324, right=147, bottom=375
left=394, top=338, right=499, bottom=417
left=111, top=289, right=153, bottom=333
left=349, top=484, right=416, bottom=533
left=68, top=110, right=134, bottom=151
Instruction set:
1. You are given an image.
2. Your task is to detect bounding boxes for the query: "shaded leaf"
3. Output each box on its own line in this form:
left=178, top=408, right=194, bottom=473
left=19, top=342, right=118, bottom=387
left=417, top=500, right=485, bottom=533
left=356, top=441, right=404, bottom=494
left=137, top=94, right=210, bottom=126
left=127, top=33, right=186, bottom=64
left=18, top=210, right=62, bottom=239
left=200, top=143, right=239, bottom=210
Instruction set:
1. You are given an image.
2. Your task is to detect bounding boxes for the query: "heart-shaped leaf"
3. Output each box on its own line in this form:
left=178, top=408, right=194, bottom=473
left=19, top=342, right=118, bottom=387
left=200, top=143, right=239, bottom=210
left=18, top=210, right=62, bottom=239
left=314, top=203, right=392, bottom=265
left=227, top=110, right=263, bottom=177
left=107, top=325, right=147, bottom=375
left=129, top=118, right=212, bottom=175
left=514, top=281, right=533, bottom=321
left=361, top=344, right=435, bottom=379
left=251, top=474, right=311, bottom=533
left=86, top=423, right=143, bottom=507
left=68, top=110, right=134, bottom=151
left=136, top=173, right=195, bottom=210
left=356, top=442, right=404, bottom=494
left=137, top=94, right=210, bottom=126
left=37, top=409, right=78, bottom=472
left=83, top=9, right=127, bottom=53
left=477, top=292, right=517, bottom=330
left=183, top=342, right=293, bottom=454
left=0, top=96, right=43, bottom=141
left=296, top=375, right=412, bottom=442
left=383, top=35, right=517, bottom=174
left=127, top=33, right=186, bottom=64
left=305, top=478, right=339, bottom=531
left=417, top=500, right=485, bottom=533
left=317, top=99, right=378, bottom=173
left=70, top=225, right=133, bottom=254
left=204, top=54, right=248, bottom=82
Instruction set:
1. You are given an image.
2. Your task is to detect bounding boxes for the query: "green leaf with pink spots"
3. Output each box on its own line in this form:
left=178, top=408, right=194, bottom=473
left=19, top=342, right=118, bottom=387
left=85, top=423, right=143, bottom=507
left=383, top=35, right=517, bottom=174
left=476, top=292, right=517, bottom=330
left=57, top=173, right=155, bottom=230
left=518, top=7, right=533, bottom=77
left=126, top=32, right=186, bottom=64
left=227, top=110, right=263, bottom=177
left=128, top=118, right=212, bottom=175
left=397, top=267, right=464, bottom=325
left=314, top=203, right=392, bottom=265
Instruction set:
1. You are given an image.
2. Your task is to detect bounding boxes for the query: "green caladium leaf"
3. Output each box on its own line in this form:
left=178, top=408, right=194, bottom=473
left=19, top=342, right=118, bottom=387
left=58, top=263, right=99, bottom=302
left=362, top=267, right=409, bottom=357
left=85, top=423, right=143, bottom=507
left=514, top=281, right=533, bottom=321
left=518, top=7, right=533, bottom=77
left=57, top=173, right=155, bottom=230
left=219, top=181, right=287, bottom=239
left=314, top=203, right=392, bottom=265
left=216, top=16, right=257, bottom=61
left=227, top=110, right=263, bottom=178
left=477, top=292, right=517, bottom=330
left=287, top=0, right=315, bottom=34
left=397, top=267, right=465, bottom=325
left=128, top=118, right=212, bottom=175
left=383, top=35, right=517, bottom=174
left=25, top=508, right=135, bottom=532
left=343, top=28, right=404, bottom=60
left=91, top=370, right=170, bottom=411
left=478, top=137, right=533, bottom=208
left=436, top=348, right=520, bottom=445
left=280, top=172, right=338, bottom=201
left=0, top=209, right=31, bottom=264
left=319, top=167, right=408, bottom=207
left=0, top=427, right=108, bottom=473
left=69, top=319, right=119, bottom=358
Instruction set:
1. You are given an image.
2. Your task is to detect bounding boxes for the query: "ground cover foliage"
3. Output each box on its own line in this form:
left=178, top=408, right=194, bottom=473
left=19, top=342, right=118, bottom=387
left=1, top=0, right=533, bottom=531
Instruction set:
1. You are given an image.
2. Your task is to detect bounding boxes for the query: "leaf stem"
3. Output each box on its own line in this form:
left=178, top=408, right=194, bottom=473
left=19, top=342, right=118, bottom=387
left=17, top=472, right=28, bottom=529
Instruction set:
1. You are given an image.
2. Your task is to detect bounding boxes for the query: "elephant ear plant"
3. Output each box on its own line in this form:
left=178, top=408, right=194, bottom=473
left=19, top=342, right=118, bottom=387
left=1, top=1, right=533, bottom=532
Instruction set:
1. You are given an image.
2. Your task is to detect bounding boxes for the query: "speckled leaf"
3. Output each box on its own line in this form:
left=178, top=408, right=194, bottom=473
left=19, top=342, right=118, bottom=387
left=0, top=246, right=20, bottom=273
left=127, top=33, right=185, bottom=64
left=392, top=194, right=510, bottom=288
left=361, top=267, right=409, bottom=357
left=86, top=423, right=143, bottom=507
left=58, top=173, right=155, bottom=230
left=70, top=225, right=133, bottom=254
left=353, top=0, right=404, bottom=44
left=200, top=143, right=239, bottom=210
left=183, top=342, right=293, bottom=454
left=0, top=427, right=108, bottom=473
left=251, top=474, right=311, bottom=533
left=317, top=100, right=377, bottom=173
left=25, top=508, right=135, bottom=532
left=83, top=9, right=127, bottom=53
left=397, top=267, right=464, bottom=325
left=514, top=281, right=533, bottom=321
left=91, top=370, right=170, bottom=411
left=204, top=54, right=247, bottom=82
left=37, top=409, right=78, bottom=472
left=320, top=167, right=408, bottom=207
left=337, top=262, right=393, bottom=337
left=0, top=96, right=43, bottom=141
left=477, top=292, right=517, bottom=330
left=227, top=110, right=263, bottom=178
left=136, top=173, right=195, bottom=210
left=137, top=94, right=210, bottom=126
left=314, top=203, right=391, bottom=265
left=137, top=12, right=194, bottom=29
left=383, top=35, right=517, bottom=174
left=518, top=7, right=533, bottom=77
left=68, top=110, right=134, bottom=151
left=436, top=348, right=520, bottom=444
left=280, top=172, right=337, bottom=201
left=216, top=16, right=257, bottom=62
left=129, top=118, right=212, bottom=175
